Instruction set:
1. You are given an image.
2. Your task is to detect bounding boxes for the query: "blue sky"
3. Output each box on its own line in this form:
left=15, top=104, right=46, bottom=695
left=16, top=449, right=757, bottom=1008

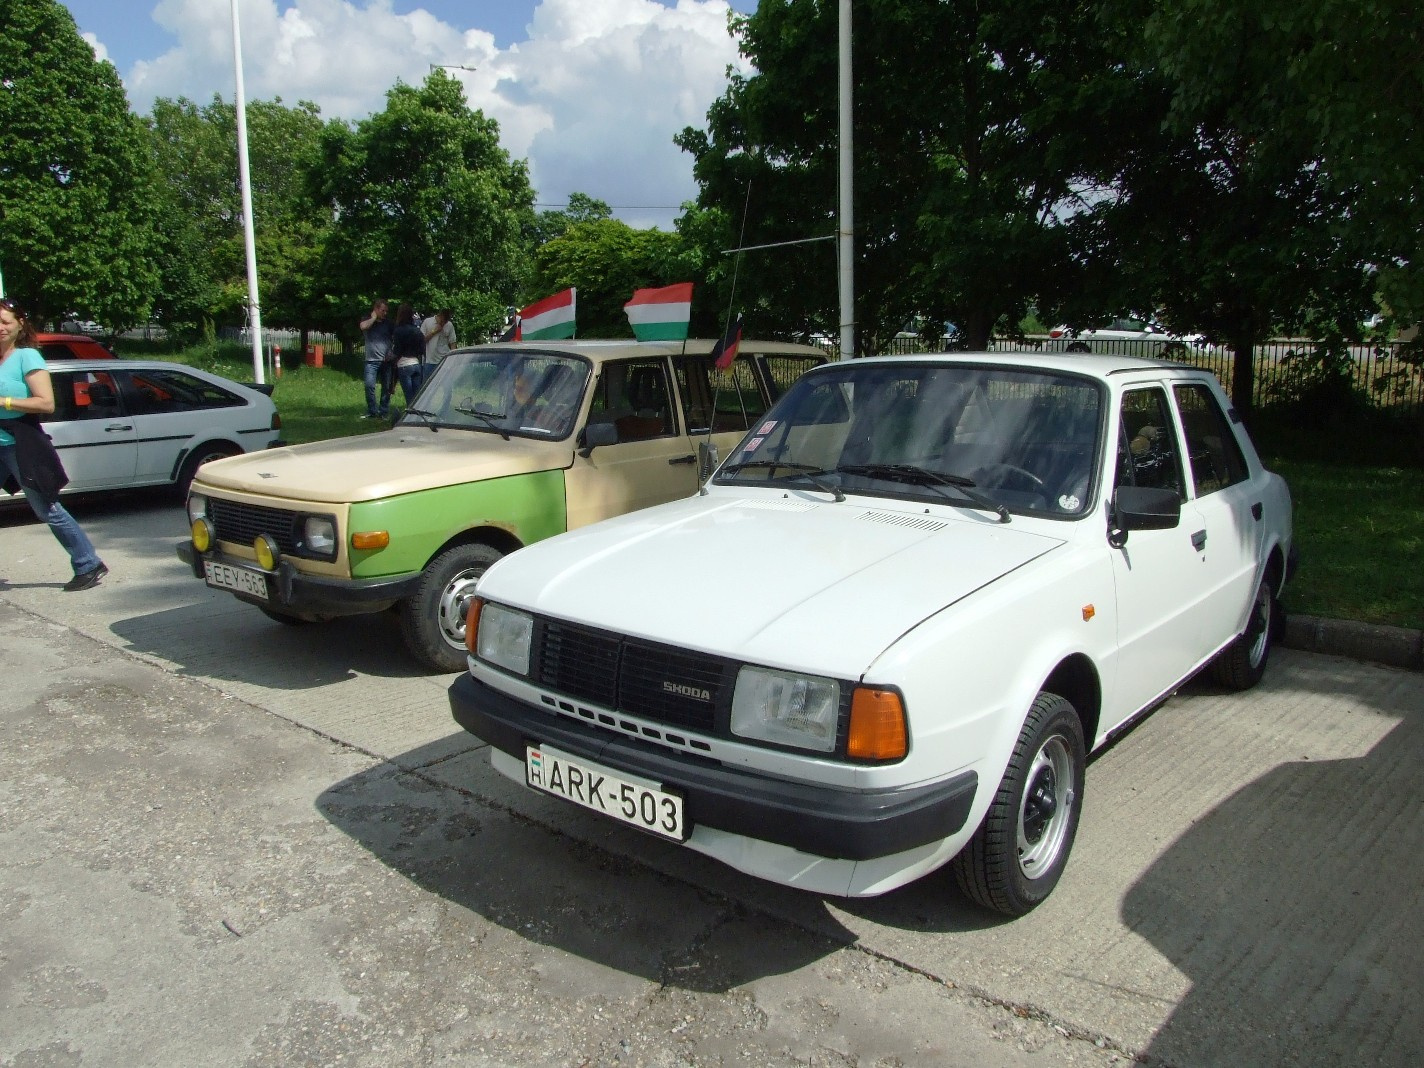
left=60, top=0, right=760, bottom=228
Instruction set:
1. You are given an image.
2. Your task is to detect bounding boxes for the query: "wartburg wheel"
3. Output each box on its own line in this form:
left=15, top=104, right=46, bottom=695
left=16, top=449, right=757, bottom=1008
left=399, top=542, right=503, bottom=673
left=1209, top=572, right=1276, bottom=691
left=953, top=692, right=1085, bottom=917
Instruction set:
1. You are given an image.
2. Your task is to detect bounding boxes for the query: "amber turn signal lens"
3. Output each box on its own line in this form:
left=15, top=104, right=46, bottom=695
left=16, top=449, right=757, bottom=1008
left=351, top=531, right=389, bottom=551
left=847, top=688, right=908, bottom=760
left=464, top=598, right=484, bottom=653
left=190, top=517, right=213, bottom=554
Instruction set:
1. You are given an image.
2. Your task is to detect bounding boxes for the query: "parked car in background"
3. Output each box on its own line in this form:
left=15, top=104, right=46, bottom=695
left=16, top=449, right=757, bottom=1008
left=177, top=339, right=827, bottom=672
left=451, top=350, right=1294, bottom=917
left=1049, top=317, right=1206, bottom=356
left=25, top=358, right=282, bottom=500
left=34, top=332, right=117, bottom=360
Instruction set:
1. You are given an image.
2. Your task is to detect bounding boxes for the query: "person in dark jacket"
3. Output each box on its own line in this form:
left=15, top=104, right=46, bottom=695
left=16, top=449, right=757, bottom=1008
left=390, top=303, right=427, bottom=410
left=0, top=297, right=108, bottom=591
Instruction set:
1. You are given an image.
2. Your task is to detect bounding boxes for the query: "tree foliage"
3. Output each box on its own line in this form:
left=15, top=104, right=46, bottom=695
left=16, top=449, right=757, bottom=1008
left=0, top=0, right=160, bottom=327
left=311, top=70, right=537, bottom=342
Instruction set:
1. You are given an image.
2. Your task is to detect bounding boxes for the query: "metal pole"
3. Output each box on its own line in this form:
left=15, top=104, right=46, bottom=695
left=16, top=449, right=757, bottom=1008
left=231, top=0, right=265, bottom=384
left=837, top=0, right=854, bottom=360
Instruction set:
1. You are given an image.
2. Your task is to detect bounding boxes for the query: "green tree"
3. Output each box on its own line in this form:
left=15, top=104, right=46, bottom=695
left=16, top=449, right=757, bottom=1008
left=677, top=0, right=1120, bottom=353
left=530, top=192, right=613, bottom=246
left=0, top=0, right=160, bottom=328
left=312, top=69, right=536, bottom=343
left=527, top=219, right=699, bottom=338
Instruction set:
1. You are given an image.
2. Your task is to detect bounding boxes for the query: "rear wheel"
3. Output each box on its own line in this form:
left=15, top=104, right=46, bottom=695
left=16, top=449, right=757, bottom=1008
left=953, top=692, right=1085, bottom=916
left=176, top=442, right=239, bottom=497
left=1209, top=572, right=1276, bottom=690
left=1065, top=341, right=1091, bottom=354
left=399, top=542, right=504, bottom=672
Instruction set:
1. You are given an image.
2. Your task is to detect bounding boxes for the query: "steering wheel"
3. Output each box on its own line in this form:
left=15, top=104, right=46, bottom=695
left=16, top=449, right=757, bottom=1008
left=973, top=462, right=1046, bottom=492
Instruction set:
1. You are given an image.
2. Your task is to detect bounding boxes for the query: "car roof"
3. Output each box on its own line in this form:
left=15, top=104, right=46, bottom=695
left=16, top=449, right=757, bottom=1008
left=459, top=338, right=828, bottom=363
left=814, top=349, right=1217, bottom=382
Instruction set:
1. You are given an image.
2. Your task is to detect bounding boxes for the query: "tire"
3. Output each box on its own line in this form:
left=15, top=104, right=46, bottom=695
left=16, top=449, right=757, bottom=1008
left=952, top=692, right=1086, bottom=917
left=1209, top=572, right=1276, bottom=691
left=176, top=442, right=239, bottom=498
left=1065, top=341, right=1091, bottom=354
left=399, top=542, right=504, bottom=672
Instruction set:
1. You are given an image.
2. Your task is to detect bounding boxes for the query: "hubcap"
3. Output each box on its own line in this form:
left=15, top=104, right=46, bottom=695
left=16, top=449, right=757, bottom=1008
left=1017, top=735, right=1075, bottom=880
left=1247, top=583, right=1272, bottom=669
left=437, top=567, right=483, bottom=649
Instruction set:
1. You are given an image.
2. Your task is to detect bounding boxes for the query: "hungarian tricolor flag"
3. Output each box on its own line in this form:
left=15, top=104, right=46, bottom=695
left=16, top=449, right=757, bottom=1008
left=624, top=283, right=693, bottom=341
left=711, top=314, right=743, bottom=370
left=519, top=288, right=576, bottom=340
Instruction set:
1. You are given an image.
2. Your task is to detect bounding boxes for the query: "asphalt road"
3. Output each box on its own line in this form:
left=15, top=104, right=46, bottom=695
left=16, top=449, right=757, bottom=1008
left=3, top=490, right=1421, bottom=1067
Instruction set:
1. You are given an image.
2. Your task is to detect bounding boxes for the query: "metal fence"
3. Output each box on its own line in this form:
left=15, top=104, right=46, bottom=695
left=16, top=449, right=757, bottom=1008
left=866, top=335, right=1424, bottom=417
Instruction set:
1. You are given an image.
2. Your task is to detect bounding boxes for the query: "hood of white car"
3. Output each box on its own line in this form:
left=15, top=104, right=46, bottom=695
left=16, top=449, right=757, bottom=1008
left=480, top=492, right=1067, bottom=676
left=193, top=429, right=570, bottom=504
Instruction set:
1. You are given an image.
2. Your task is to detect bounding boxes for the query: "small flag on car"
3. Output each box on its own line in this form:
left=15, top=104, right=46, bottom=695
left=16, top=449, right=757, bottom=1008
left=518, top=288, right=576, bottom=340
left=711, top=314, right=743, bottom=370
left=624, top=283, right=693, bottom=341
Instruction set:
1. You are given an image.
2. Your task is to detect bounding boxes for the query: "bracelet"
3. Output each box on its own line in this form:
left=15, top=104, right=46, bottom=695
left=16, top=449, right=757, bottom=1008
left=3, top=397, right=10, bottom=410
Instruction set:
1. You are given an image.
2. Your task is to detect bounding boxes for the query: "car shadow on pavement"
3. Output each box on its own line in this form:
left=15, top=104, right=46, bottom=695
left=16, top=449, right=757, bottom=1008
left=1126, top=669, right=1424, bottom=1066
left=314, top=736, right=865, bottom=995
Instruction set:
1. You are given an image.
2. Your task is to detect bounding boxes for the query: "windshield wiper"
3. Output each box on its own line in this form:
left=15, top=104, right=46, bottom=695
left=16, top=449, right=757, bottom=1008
left=401, top=407, right=441, bottom=432
left=836, top=463, right=1010, bottom=523
left=720, top=459, right=846, bottom=502
left=453, top=405, right=510, bottom=440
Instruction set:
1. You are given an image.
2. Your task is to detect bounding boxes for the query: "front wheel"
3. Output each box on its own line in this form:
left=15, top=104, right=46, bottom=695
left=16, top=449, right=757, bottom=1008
left=1209, top=572, right=1276, bottom=690
left=952, top=692, right=1086, bottom=917
left=176, top=442, right=239, bottom=498
left=399, top=542, right=504, bottom=672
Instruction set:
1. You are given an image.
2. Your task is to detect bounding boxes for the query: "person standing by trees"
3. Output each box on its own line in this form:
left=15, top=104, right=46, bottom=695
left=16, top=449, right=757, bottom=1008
left=390, top=303, right=426, bottom=409
left=360, top=298, right=395, bottom=418
left=0, top=297, right=107, bottom=591
left=422, top=308, right=456, bottom=379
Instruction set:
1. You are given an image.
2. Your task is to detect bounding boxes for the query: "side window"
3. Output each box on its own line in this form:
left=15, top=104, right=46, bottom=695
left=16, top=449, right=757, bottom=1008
left=121, top=369, right=242, bottom=415
left=672, top=354, right=767, bottom=434
left=1174, top=383, right=1250, bottom=497
left=47, top=370, right=123, bottom=421
left=760, top=354, right=824, bottom=401
left=1116, top=388, right=1185, bottom=498
left=588, top=359, right=675, bottom=442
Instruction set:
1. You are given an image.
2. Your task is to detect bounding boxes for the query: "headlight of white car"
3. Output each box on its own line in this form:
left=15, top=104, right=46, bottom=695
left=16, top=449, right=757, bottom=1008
left=186, top=492, right=208, bottom=523
left=731, top=666, right=840, bottom=753
left=476, top=602, right=533, bottom=676
left=303, top=515, right=337, bottom=557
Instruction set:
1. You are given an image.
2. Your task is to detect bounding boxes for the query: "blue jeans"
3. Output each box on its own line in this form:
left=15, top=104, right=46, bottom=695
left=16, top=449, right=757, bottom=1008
left=363, top=359, right=393, bottom=415
left=396, top=362, right=423, bottom=409
left=0, top=443, right=102, bottom=575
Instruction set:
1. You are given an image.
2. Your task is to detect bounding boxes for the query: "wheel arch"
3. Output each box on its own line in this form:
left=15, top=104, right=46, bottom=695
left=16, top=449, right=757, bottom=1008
left=171, top=436, right=244, bottom=483
left=1041, top=653, right=1103, bottom=750
left=429, top=523, right=524, bottom=568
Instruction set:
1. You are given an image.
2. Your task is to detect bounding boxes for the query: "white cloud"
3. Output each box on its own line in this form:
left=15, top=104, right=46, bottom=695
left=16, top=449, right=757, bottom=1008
left=119, top=0, right=749, bottom=229
left=81, top=32, right=109, bottom=64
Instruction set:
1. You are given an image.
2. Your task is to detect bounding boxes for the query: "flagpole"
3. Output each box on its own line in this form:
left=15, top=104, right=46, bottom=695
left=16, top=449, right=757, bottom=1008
left=836, top=0, right=854, bottom=361
left=231, top=0, right=265, bottom=384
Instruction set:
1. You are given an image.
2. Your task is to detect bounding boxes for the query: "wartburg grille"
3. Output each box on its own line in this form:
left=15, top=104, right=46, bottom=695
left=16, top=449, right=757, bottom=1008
left=210, top=499, right=301, bottom=555
left=534, top=620, right=732, bottom=733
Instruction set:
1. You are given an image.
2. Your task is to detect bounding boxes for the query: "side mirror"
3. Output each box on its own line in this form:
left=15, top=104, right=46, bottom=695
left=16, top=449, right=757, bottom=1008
left=1108, top=485, right=1181, bottom=547
left=578, top=421, right=618, bottom=458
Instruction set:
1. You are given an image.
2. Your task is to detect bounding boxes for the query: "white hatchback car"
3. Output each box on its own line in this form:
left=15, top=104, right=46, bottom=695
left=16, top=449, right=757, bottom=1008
left=1049, top=316, right=1207, bottom=356
left=37, top=359, right=282, bottom=498
left=450, top=351, right=1295, bottom=917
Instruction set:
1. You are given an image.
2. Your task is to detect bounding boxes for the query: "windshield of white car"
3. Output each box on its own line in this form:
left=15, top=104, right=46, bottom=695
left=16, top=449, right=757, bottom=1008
left=716, top=362, right=1104, bottom=518
left=413, top=350, right=589, bottom=439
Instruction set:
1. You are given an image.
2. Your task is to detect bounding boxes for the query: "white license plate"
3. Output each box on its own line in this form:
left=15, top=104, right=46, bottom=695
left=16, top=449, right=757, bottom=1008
left=526, top=744, right=686, bottom=841
left=204, top=559, right=270, bottom=600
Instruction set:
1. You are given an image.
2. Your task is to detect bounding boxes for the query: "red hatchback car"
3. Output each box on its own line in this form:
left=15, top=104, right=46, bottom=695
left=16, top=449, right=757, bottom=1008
left=34, top=333, right=117, bottom=360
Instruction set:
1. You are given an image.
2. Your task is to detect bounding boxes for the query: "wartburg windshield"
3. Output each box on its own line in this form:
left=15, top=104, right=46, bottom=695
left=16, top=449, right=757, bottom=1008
left=717, top=362, right=1106, bottom=517
left=404, top=350, right=590, bottom=439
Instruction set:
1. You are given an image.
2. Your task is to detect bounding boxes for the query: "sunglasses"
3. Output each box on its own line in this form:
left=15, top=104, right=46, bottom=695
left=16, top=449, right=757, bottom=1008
left=0, top=297, right=25, bottom=318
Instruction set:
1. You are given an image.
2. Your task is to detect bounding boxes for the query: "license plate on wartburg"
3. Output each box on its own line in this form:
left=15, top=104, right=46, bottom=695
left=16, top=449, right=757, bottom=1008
left=526, top=745, right=686, bottom=841
left=203, top=560, right=270, bottom=600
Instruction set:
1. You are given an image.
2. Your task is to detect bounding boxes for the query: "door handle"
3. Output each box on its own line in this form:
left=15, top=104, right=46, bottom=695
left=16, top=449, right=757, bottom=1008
left=105, top=424, right=134, bottom=432
left=1251, top=502, right=1263, bottom=521
left=1191, top=529, right=1207, bottom=551
left=668, top=454, right=697, bottom=466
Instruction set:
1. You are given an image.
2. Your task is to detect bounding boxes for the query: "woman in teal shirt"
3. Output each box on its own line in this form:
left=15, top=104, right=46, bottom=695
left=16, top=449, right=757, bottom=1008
left=0, top=297, right=107, bottom=591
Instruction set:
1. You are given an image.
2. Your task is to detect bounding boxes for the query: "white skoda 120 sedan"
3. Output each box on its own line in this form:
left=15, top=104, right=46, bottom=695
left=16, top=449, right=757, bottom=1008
left=449, top=351, right=1295, bottom=916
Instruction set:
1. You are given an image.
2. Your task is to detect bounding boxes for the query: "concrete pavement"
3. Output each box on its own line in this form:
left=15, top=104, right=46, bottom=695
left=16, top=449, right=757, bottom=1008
left=2, top=490, right=1422, bottom=1066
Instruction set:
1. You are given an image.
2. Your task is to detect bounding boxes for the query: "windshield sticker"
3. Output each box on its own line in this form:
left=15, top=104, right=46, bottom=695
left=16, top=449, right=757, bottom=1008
left=758, top=420, right=778, bottom=435
left=743, top=436, right=765, bottom=453
left=1058, top=493, right=1081, bottom=511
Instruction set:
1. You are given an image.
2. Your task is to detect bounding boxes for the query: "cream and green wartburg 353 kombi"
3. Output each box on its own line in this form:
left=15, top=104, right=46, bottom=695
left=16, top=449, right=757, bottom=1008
left=176, top=339, right=826, bottom=671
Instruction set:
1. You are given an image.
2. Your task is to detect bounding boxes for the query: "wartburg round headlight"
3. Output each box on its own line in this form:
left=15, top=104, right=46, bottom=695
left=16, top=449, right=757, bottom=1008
left=731, top=666, right=839, bottom=753
left=476, top=602, right=533, bottom=676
